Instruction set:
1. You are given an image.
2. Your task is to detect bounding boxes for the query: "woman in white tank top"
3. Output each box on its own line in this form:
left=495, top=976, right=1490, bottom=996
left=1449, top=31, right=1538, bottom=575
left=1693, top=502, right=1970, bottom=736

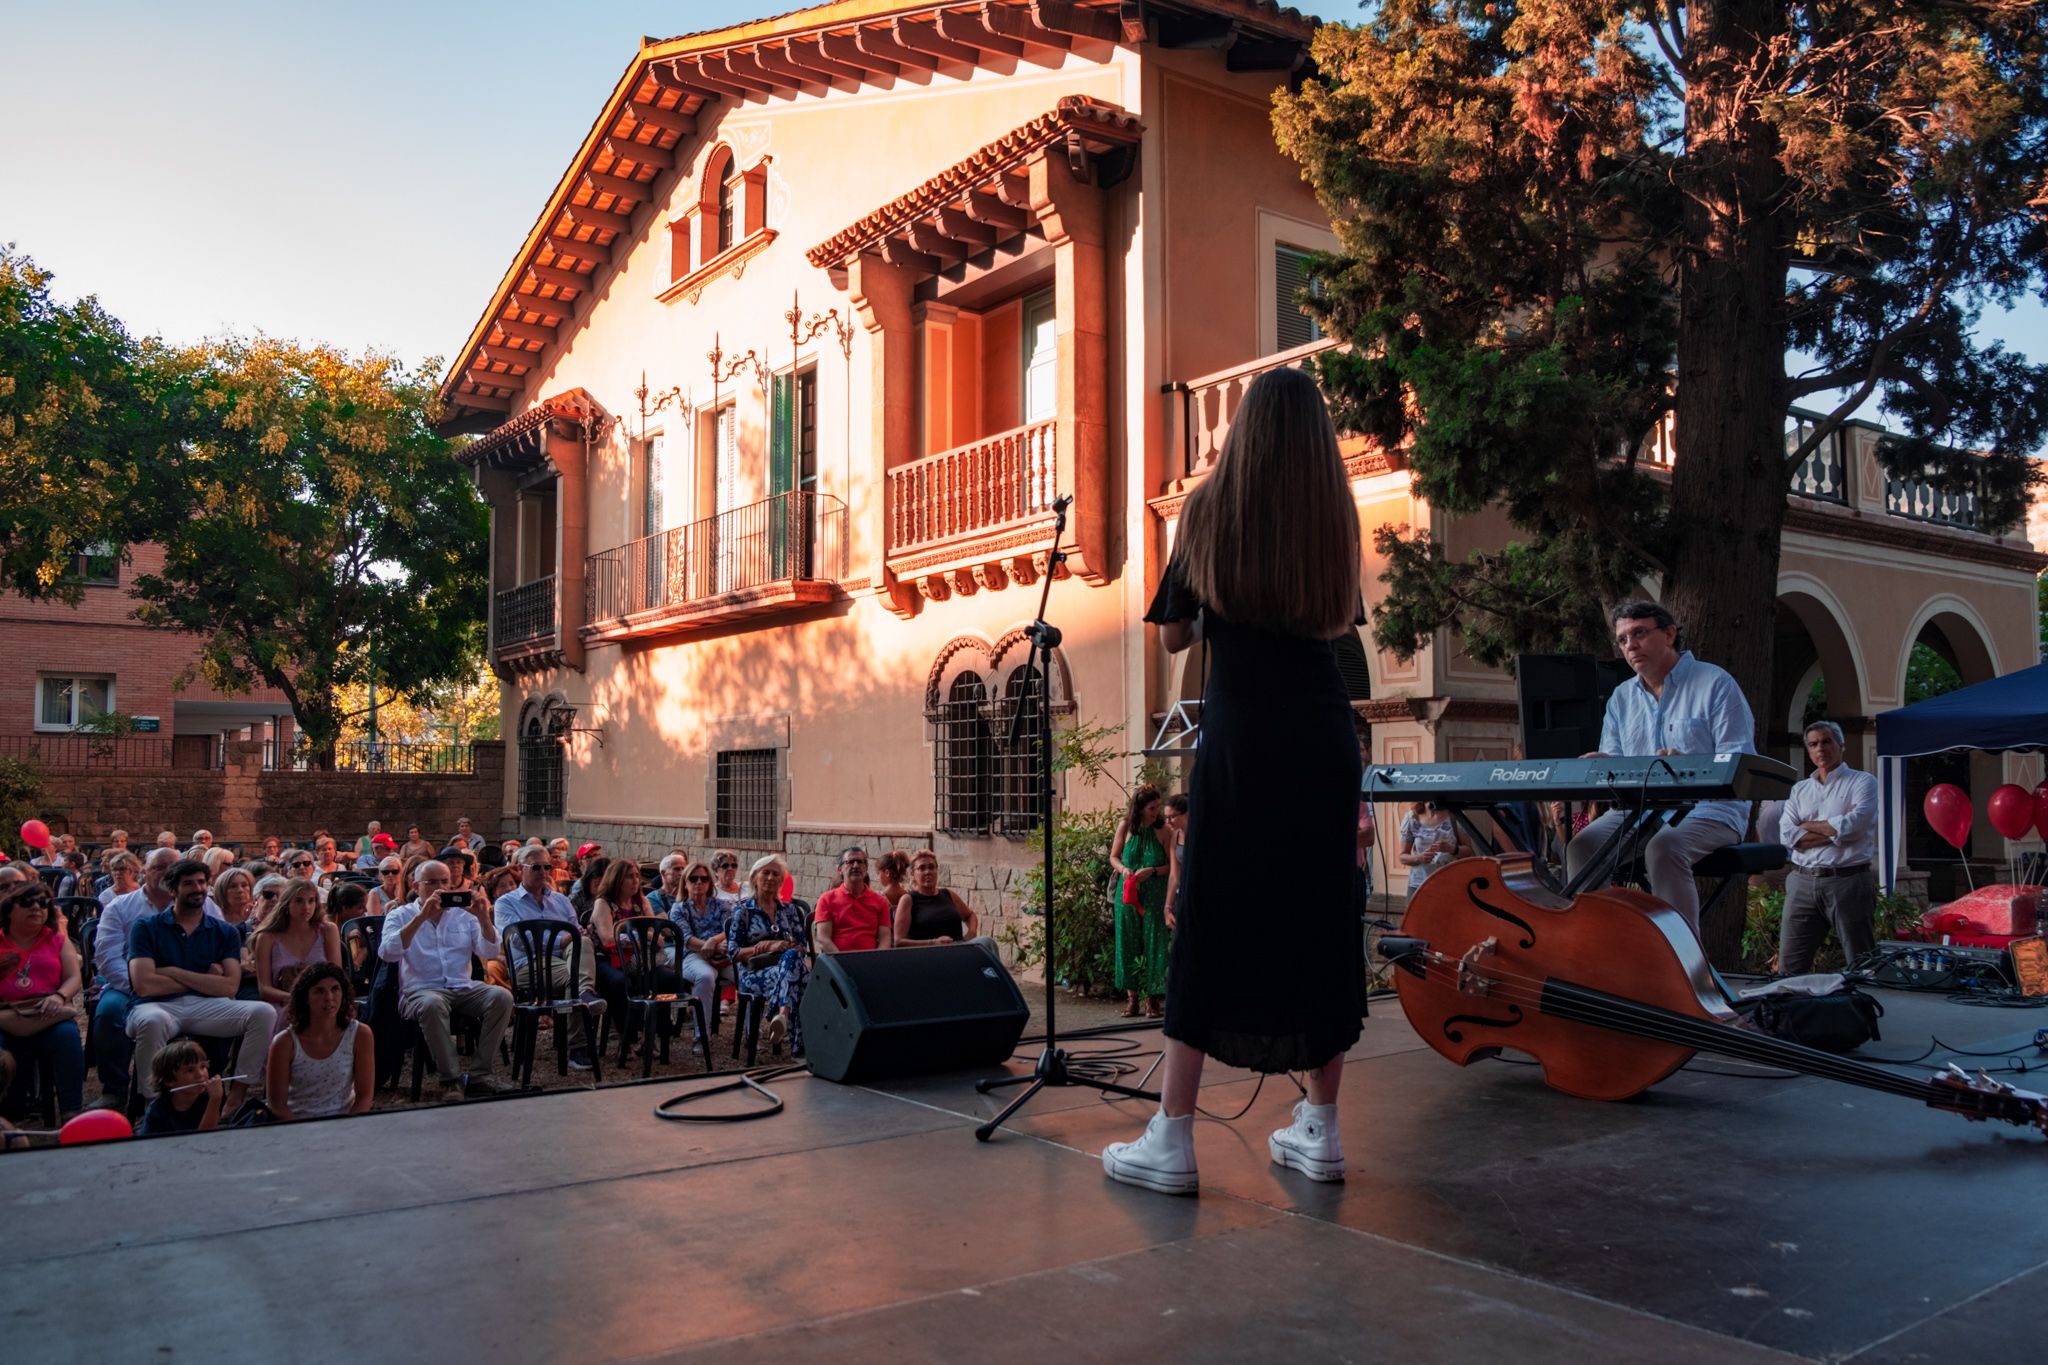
left=265, top=962, right=375, bottom=1120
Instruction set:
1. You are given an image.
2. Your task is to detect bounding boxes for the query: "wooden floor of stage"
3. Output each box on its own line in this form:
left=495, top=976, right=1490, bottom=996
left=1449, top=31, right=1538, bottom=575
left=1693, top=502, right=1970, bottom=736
left=5, top=986, right=2047, bottom=1363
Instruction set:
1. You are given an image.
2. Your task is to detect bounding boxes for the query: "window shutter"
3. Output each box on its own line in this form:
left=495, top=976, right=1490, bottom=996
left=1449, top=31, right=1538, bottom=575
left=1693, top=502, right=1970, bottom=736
left=642, top=435, right=664, bottom=537
left=1274, top=244, right=1324, bottom=351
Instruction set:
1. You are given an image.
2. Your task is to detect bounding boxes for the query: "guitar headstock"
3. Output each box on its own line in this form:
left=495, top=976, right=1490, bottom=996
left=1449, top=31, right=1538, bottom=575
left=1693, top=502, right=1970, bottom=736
left=1928, top=1064, right=2048, bottom=1136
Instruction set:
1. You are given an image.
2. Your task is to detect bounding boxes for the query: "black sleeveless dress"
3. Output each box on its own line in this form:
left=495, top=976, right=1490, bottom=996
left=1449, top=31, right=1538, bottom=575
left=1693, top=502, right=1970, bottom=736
left=1145, top=560, right=1366, bottom=1073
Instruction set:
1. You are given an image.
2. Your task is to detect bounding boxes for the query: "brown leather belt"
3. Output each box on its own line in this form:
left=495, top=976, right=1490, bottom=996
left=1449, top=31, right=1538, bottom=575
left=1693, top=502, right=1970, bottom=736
left=1792, top=863, right=1871, bottom=879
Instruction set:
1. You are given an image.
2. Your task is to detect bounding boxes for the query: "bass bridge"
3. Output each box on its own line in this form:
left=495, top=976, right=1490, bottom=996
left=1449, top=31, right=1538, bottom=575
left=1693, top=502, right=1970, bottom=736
left=1456, top=937, right=1500, bottom=997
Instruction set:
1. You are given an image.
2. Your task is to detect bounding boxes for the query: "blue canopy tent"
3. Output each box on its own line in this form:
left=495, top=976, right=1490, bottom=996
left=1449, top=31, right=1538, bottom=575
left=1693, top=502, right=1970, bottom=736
left=1874, top=662, right=2048, bottom=892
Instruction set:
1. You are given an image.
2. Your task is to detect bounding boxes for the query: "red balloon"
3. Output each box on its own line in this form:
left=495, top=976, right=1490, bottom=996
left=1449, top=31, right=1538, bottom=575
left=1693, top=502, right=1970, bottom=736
left=58, top=1109, right=133, bottom=1146
left=1923, top=784, right=1973, bottom=851
left=18, top=819, right=48, bottom=851
left=1987, top=783, right=2036, bottom=840
left=2036, top=783, right=2048, bottom=843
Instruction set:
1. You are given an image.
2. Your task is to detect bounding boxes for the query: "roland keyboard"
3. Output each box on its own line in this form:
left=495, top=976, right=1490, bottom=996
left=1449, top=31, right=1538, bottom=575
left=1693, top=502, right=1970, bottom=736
left=1362, top=753, right=1799, bottom=805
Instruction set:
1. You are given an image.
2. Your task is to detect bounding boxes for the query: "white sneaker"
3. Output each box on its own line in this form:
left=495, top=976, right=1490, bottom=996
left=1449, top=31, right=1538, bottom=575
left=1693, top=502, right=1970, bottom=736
left=1269, top=1100, right=1344, bottom=1182
left=1102, top=1110, right=1198, bottom=1195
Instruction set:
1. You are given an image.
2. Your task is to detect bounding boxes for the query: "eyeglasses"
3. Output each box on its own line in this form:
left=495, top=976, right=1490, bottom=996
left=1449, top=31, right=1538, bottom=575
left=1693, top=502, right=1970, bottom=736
left=715, top=861, right=736, bottom=870
left=841, top=859, right=868, bottom=868
left=1614, top=623, right=1666, bottom=647
left=259, top=890, right=281, bottom=899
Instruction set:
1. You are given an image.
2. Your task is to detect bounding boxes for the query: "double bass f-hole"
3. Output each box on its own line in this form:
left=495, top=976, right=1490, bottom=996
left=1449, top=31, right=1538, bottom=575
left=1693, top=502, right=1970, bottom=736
left=1467, top=877, right=1537, bottom=949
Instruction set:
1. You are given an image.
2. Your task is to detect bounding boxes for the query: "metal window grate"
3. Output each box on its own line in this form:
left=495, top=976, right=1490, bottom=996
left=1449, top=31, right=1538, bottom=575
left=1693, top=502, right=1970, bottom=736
left=933, top=672, right=994, bottom=835
left=995, top=664, right=1046, bottom=838
left=519, top=727, right=564, bottom=819
left=716, top=748, right=778, bottom=843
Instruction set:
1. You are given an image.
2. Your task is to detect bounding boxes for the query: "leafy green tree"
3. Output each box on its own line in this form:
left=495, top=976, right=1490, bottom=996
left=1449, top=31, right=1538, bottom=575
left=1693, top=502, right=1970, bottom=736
left=1274, top=1, right=2047, bottom=695
left=131, top=337, right=487, bottom=766
left=0, top=245, right=187, bottom=597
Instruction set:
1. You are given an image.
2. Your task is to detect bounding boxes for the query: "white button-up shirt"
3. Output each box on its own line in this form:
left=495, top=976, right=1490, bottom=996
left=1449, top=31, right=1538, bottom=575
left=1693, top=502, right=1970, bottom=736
left=1778, top=763, right=1879, bottom=870
left=379, top=900, right=494, bottom=992
left=1599, top=650, right=1756, bottom=833
left=94, top=888, right=222, bottom=993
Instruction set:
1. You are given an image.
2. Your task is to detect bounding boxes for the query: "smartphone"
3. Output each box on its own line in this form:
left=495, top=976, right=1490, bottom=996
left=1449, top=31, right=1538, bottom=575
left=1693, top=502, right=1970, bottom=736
left=441, top=890, right=473, bottom=908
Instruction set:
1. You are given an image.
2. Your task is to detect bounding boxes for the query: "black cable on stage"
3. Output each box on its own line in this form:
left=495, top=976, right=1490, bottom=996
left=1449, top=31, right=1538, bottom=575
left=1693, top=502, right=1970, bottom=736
left=652, top=1063, right=808, bottom=1123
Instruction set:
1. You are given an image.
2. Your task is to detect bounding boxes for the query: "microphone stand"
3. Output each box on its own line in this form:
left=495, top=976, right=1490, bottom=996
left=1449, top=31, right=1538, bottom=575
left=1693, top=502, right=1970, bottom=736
left=975, top=496, right=1159, bottom=1141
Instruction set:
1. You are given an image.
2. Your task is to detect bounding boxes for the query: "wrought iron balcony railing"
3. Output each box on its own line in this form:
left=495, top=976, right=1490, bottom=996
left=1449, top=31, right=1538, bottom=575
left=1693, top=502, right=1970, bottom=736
left=586, top=491, right=847, bottom=624
left=494, top=575, right=557, bottom=651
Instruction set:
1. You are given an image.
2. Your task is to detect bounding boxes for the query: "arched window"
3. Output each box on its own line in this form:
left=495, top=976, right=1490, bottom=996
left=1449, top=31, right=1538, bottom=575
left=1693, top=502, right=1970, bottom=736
left=716, top=169, right=736, bottom=253
left=519, top=712, right=564, bottom=819
left=934, top=671, right=993, bottom=835
left=995, top=664, right=1045, bottom=837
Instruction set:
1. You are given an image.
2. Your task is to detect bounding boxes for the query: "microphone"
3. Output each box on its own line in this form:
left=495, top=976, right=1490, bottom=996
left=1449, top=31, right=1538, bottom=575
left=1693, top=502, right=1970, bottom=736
left=1052, top=494, right=1074, bottom=513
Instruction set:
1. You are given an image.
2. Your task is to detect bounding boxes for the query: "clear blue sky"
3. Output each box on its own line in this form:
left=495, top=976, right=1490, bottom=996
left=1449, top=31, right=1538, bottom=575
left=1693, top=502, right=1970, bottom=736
left=6, top=0, right=2043, bottom=411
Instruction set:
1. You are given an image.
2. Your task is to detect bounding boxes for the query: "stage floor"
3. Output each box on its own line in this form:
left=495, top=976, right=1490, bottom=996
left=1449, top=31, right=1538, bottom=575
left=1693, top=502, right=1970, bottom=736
left=5, top=986, right=2046, bottom=1363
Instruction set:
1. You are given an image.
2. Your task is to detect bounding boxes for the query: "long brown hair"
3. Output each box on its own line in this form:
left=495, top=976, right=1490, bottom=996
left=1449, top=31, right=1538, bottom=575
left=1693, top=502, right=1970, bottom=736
left=253, top=877, right=326, bottom=937
left=1172, top=365, right=1359, bottom=637
left=594, top=857, right=645, bottom=914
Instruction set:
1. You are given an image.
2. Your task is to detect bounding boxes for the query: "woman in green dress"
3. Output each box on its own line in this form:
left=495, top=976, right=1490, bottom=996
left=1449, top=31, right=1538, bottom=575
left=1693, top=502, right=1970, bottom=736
left=1109, top=785, right=1171, bottom=1017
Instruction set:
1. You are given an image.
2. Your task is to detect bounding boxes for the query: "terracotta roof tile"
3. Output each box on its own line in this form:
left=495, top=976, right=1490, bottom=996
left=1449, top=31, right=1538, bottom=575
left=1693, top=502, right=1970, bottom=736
left=807, top=95, right=1143, bottom=268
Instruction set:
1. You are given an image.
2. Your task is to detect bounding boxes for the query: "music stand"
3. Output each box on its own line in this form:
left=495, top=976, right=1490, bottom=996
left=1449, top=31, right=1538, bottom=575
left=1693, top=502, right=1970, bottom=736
left=975, top=496, right=1159, bottom=1141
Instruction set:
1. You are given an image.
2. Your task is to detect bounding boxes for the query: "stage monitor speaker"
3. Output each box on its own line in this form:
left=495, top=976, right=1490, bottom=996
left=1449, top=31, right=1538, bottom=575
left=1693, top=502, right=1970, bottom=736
left=799, top=944, right=1029, bottom=1084
left=1517, top=653, right=1632, bottom=759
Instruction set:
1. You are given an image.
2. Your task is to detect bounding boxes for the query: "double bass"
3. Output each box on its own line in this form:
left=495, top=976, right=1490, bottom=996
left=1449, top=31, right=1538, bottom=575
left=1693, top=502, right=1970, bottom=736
left=1385, top=858, right=2048, bottom=1135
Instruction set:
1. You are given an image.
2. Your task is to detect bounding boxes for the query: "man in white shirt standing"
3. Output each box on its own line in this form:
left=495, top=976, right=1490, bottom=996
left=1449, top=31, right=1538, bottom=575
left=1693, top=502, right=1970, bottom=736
left=1565, top=600, right=1757, bottom=939
left=1777, top=720, right=1880, bottom=973
left=377, top=859, right=513, bottom=1101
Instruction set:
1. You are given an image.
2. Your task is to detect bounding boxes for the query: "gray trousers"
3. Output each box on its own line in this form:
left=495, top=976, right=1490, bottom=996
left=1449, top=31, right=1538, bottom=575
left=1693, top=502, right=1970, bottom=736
left=400, top=981, right=513, bottom=1083
left=1566, top=811, right=1741, bottom=938
left=128, top=995, right=278, bottom=1098
left=1779, top=867, right=1877, bottom=974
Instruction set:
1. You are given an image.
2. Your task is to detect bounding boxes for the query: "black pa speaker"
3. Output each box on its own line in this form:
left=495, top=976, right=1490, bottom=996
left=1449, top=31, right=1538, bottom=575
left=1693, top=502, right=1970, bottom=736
left=799, top=944, right=1029, bottom=1084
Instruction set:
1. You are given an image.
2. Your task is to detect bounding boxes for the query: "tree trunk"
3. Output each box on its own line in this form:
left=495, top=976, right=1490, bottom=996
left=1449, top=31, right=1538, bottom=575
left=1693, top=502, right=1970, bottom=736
left=1664, top=0, right=1792, bottom=970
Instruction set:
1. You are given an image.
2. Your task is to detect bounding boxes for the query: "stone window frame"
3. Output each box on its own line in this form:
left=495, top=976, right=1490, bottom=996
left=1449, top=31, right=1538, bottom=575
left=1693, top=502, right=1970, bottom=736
left=662, top=145, right=778, bottom=304
left=702, top=712, right=791, bottom=851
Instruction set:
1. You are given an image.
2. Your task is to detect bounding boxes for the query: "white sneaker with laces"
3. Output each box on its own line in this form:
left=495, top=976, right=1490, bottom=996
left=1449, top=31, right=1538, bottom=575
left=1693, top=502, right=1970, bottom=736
left=1101, top=1109, right=1198, bottom=1195
left=1268, top=1099, right=1344, bottom=1182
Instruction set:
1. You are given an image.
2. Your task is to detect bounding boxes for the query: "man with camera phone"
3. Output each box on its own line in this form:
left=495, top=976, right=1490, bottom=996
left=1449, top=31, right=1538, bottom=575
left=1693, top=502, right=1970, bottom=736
left=377, top=859, right=513, bottom=1100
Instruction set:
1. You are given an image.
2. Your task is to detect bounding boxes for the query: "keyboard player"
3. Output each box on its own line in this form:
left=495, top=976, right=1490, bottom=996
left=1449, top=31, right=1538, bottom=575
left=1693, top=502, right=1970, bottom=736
left=1563, top=600, right=1756, bottom=938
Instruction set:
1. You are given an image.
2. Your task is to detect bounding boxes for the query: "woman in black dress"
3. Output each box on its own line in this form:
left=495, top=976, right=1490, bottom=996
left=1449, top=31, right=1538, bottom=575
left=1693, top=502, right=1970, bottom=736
left=1102, top=365, right=1365, bottom=1196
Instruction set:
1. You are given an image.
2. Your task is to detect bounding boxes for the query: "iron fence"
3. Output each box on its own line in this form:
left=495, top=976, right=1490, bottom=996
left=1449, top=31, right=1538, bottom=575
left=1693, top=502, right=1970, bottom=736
left=0, top=733, right=183, bottom=769
left=264, top=739, right=477, bottom=774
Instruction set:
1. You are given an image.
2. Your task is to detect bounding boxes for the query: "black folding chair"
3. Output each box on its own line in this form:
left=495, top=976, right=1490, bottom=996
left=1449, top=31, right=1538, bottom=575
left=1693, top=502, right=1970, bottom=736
left=615, top=917, right=704, bottom=1075
left=502, top=920, right=603, bottom=1088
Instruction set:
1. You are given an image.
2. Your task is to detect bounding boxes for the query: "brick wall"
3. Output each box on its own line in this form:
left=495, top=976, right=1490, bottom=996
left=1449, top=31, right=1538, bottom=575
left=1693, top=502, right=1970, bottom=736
left=38, top=742, right=509, bottom=847
left=0, top=543, right=290, bottom=733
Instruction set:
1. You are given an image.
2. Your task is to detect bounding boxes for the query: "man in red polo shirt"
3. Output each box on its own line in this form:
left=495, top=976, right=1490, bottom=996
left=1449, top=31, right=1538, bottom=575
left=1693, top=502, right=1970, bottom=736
left=813, top=846, right=893, bottom=954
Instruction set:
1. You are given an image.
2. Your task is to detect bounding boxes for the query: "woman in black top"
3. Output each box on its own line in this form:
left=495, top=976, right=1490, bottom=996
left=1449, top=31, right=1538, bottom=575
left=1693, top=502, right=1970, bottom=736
left=1102, top=366, right=1366, bottom=1197
left=893, top=850, right=978, bottom=945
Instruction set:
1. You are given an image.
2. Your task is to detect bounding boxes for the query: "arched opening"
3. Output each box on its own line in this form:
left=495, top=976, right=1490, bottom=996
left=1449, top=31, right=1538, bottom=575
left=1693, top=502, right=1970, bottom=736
left=995, top=663, right=1045, bottom=838
left=934, top=671, right=993, bottom=835
left=1898, top=603, right=2001, bottom=877
left=698, top=145, right=735, bottom=263
left=1770, top=585, right=1866, bottom=767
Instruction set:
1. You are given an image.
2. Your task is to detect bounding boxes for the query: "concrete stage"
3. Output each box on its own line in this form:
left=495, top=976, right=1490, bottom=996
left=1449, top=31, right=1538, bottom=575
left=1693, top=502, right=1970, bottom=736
left=5, top=985, right=2047, bottom=1363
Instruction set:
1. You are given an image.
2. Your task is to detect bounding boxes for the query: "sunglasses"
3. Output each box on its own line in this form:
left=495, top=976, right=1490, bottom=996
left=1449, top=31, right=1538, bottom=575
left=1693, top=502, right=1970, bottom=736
left=686, top=873, right=711, bottom=883
left=380, top=870, right=400, bottom=876
left=259, top=890, right=281, bottom=899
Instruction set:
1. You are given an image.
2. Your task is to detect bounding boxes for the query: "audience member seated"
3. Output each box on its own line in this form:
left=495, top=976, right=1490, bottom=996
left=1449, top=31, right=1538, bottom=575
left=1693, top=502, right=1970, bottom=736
left=0, top=882, right=86, bottom=1122
left=93, top=847, right=221, bottom=1106
left=252, top=878, right=340, bottom=1036
left=260, top=836, right=282, bottom=862
left=667, top=859, right=732, bottom=1045
left=127, top=860, right=275, bottom=1114
left=646, top=854, right=686, bottom=920
left=377, top=859, right=512, bottom=1101
left=135, top=1037, right=223, bottom=1137
left=454, top=818, right=485, bottom=855
left=728, top=856, right=810, bottom=1056
left=399, top=825, right=434, bottom=861
left=353, top=821, right=382, bottom=866
left=98, top=851, right=141, bottom=908
left=327, top=880, right=369, bottom=928
left=492, top=847, right=604, bottom=1071
left=265, top=962, right=373, bottom=1121
left=588, top=857, right=677, bottom=1058
left=873, top=850, right=912, bottom=918
left=441, top=848, right=477, bottom=891
left=894, top=850, right=981, bottom=947
left=313, top=836, right=342, bottom=879
left=814, top=846, right=893, bottom=954
left=709, top=849, right=745, bottom=914
left=213, top=868, right=257, bottom=939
